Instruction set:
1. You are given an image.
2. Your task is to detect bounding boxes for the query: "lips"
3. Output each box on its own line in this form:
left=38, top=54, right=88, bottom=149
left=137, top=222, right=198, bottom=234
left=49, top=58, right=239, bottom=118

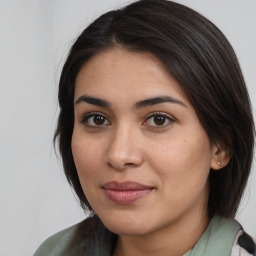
left=102, top=181, right=154, bottom=204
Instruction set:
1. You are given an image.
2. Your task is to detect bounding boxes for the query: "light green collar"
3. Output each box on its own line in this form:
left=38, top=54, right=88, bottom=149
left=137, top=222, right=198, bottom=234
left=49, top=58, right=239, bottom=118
left=34, top=215, right=241, bottom=256
left=184, top=216, right=241, bottom=256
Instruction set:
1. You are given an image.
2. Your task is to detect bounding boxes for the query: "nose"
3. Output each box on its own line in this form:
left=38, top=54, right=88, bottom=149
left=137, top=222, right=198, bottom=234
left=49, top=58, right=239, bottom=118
left=105, top=125, right=144, bottom=170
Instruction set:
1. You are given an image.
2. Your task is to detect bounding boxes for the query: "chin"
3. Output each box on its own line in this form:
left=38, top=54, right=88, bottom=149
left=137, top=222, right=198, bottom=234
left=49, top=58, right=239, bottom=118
left=106, top=223, right=150, bottom=236
left=100, top=213, right=152, bottom=236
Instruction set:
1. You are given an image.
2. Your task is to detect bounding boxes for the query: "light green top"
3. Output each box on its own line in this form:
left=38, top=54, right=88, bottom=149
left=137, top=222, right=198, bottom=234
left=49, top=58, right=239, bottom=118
left=34, top=215, right=241, bottom=256
left=184, top=215, right=241, bottom=256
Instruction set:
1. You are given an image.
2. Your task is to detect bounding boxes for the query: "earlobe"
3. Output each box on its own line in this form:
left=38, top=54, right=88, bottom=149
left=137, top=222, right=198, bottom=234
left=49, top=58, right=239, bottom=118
left=210, top=144, right=231, bottom=170
left=217, top=161, right=222, bottom=169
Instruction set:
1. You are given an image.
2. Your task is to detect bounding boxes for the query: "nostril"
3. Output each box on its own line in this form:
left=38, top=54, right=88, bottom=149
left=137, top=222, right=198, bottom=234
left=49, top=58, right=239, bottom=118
left=106, top=162, right=135, bottom=169
left=124, top=163, right=135, bottom=167
left=107, top=162, right=113, bottom=168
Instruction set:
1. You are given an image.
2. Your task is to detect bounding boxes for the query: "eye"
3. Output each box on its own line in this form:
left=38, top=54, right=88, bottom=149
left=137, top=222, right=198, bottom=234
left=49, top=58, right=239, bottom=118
left=144, top=113, right=174, bottom=127
left=81, top=113, right=110, bottom=127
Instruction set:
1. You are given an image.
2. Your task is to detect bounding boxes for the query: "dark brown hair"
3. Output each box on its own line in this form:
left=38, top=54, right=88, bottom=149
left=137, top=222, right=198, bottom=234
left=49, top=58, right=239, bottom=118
left=54, top=0, right=254, bottom=218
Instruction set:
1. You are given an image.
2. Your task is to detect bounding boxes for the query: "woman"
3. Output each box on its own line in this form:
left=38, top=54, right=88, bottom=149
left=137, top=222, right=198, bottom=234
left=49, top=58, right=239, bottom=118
left=34, top=0, right=255, bottom=255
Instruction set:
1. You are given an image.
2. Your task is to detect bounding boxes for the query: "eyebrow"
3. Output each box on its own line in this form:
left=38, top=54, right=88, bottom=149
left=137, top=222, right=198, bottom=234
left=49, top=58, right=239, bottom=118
left=75, top=95, right=111, bottom=108
left=75, top=95, right=186, bottom=109
left=134, top=96, right=187, bottom=109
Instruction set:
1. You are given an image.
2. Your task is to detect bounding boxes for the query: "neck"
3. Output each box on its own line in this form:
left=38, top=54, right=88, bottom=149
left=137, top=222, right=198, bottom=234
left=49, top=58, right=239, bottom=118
left=112, top=206, right=209, bottom=256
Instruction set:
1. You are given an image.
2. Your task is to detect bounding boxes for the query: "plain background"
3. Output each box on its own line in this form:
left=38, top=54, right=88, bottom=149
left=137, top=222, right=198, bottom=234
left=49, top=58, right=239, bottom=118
left=0, top=0, right=255, bottom=255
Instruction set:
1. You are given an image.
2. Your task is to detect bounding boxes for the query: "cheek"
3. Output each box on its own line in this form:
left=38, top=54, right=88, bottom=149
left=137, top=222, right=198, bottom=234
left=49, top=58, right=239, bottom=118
left=71, top=135, right=102, bottom=184
left=147, top=132, right=212, bottom=192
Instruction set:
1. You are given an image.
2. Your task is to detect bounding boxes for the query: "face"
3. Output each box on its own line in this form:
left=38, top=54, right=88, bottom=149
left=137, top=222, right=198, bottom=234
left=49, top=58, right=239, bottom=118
left=72, top=49, right=219, bottom=236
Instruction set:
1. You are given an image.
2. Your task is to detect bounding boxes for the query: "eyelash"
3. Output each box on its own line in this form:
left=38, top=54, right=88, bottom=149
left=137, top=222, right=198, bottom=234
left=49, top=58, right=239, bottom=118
left=80, top=112, right=110, bottom=127
left=80, top=112, right=175, bottom=128
left=144, top=112, right=175, bottom=128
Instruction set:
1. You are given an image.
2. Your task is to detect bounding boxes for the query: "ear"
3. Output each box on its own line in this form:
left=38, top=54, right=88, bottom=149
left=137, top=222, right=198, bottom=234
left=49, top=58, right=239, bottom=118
left=211, top=144, right=231, bottom=170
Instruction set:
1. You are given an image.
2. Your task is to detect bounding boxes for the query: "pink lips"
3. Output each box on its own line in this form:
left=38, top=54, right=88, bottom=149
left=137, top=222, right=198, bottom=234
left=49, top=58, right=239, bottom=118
left=103, top=181, right=153, bottom=204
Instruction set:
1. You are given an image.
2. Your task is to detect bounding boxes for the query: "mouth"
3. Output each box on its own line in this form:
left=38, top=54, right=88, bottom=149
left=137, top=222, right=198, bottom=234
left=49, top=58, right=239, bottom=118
left=102, top=181, right=154, bottom=204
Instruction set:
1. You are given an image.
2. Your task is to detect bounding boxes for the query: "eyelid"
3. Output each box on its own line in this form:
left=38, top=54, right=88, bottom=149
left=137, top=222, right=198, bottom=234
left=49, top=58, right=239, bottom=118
left=143, top=111, right=176, bottom=127
left=80, top=111, right=111, bottom=126
left=144, top=111, right=175, bottom=120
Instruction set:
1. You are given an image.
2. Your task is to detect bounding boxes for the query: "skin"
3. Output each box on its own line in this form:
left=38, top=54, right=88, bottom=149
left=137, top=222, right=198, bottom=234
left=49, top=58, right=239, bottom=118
left=72, top=48, right=228, bottom=256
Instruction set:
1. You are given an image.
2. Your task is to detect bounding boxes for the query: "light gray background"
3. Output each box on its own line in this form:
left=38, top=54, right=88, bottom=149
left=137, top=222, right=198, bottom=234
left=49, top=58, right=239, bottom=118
left=0, top=0, right=255, bottom=255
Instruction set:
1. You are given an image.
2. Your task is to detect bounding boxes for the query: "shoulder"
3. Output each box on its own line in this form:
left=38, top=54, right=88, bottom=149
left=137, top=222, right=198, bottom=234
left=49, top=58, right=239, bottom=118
left=232, top=230, right=256, bottom=256
left=33, top=216, right=96, bottom=256
left=33, top=224, right=78, bottom=256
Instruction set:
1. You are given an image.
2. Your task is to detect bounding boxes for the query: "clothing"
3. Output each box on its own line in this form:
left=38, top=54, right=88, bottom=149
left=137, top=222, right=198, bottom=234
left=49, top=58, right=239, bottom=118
left=183, top=216, right=255, bottom=256
left=34, top=215, right=255, bottom=256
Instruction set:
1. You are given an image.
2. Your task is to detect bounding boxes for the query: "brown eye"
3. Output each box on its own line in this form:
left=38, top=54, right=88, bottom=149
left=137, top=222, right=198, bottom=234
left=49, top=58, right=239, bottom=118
left=82, top=113, right=110, bottom=127
left=144, top=113, right=174, bottom=127
left=153, top=116, right=166, bottom=126
left=93, top=115, right=105, bottom=125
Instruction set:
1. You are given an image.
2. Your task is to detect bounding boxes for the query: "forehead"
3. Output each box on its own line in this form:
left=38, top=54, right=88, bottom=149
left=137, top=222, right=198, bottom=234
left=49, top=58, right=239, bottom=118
left=74, top=48, right=190, bottom=106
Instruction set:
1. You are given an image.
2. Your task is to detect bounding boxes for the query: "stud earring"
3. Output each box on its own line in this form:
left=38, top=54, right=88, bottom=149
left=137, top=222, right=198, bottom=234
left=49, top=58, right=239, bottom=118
left=217, top=161, right=222, bottom=169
